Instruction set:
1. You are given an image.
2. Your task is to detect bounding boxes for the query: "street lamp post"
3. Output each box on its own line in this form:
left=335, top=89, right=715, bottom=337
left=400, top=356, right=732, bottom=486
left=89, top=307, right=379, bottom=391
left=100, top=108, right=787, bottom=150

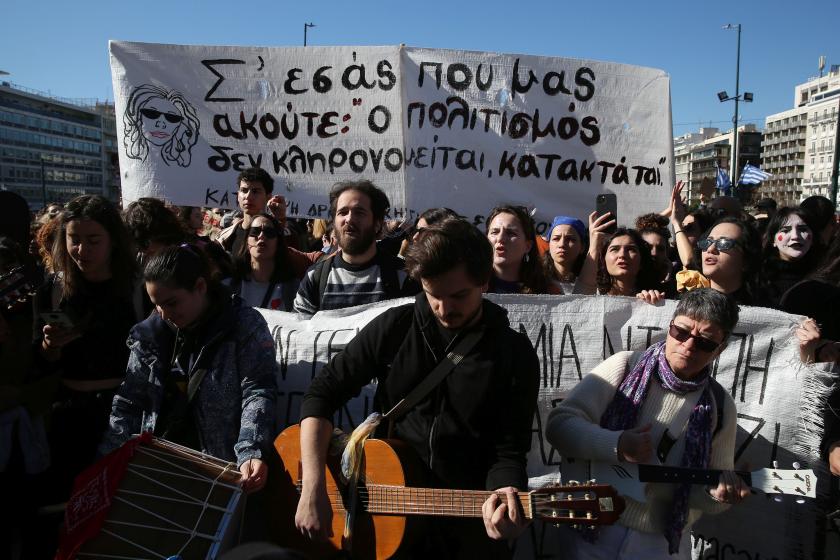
left=304, top=22, right=316, bottom=47
left=718, top=24, right=753, bottom=193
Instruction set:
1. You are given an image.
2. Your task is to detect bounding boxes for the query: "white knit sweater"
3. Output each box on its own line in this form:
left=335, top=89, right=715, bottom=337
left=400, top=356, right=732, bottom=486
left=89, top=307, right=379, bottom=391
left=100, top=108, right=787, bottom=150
left=545, top=350, right=737, bottom=534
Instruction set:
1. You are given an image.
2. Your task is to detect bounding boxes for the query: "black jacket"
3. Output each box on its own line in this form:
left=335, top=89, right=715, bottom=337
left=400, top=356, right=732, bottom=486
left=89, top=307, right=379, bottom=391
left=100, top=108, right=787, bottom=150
left=300, top=293, right=540, bottom=491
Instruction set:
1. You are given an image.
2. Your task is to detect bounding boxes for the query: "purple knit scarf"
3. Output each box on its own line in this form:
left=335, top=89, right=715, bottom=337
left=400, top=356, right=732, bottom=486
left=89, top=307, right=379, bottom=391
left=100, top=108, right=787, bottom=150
left=600, top=341, right=713, bottom=554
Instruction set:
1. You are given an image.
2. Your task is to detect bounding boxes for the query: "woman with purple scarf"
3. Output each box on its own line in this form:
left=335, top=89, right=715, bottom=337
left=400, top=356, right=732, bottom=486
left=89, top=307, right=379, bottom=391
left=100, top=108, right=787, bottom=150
left=545, top=289, right=749, bottom=559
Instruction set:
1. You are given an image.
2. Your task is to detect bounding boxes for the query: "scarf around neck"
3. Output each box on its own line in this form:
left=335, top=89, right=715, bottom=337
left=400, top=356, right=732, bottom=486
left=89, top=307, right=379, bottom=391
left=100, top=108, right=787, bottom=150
left=600, top=341, right=714, bottom=554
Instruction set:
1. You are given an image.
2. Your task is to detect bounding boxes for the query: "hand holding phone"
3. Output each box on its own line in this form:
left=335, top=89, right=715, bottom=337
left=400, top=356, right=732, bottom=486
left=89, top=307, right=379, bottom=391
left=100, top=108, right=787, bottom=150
left=595, top=193, right=618, bottom=235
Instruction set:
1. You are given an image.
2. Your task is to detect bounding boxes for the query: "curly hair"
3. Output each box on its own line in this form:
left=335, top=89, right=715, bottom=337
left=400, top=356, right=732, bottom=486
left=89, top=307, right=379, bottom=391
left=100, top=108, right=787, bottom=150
left=123, top=198, right=189, bottom=251
left=35, top=218, right=59, bottom=274
left=123, top=84, right=200, bottom=167
left=635, top=213, right=670, bottom=239
left=596, top=227, right=659, bottom=295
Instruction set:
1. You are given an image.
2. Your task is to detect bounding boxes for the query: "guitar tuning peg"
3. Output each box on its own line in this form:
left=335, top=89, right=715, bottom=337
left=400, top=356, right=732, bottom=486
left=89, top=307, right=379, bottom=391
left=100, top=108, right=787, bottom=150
left=792, top=461, right=801, bottom=470
left=795, top=498, right=806, bottom=504
left=772, top=460, right=779, bottom=469
left=568, top=480, right=580, bottom=486
left=587, top=479, right=597, bottom=485
left=773, top=495, right=783, bottom=503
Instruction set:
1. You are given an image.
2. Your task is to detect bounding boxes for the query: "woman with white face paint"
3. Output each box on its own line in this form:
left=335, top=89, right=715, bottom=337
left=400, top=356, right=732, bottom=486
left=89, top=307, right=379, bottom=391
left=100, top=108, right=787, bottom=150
left=757, top=207, right=822, bottom=309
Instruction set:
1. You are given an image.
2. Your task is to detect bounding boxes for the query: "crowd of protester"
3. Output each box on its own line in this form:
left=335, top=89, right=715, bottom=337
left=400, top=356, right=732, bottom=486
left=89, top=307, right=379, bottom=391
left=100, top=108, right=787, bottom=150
left=1, top=169, right=839, bottom=558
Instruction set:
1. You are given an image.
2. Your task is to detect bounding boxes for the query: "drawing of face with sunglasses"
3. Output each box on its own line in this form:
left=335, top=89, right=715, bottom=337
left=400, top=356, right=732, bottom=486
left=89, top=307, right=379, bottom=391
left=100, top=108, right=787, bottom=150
left=123, top=84, right=200, bottom=168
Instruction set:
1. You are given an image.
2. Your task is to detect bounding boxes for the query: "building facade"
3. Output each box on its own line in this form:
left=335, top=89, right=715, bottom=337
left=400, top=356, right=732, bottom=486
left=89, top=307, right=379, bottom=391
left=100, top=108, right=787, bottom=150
left=760, top=108, right=808, bottom=206
left=673, top=125, right=762, bottom=206
left=0, top=81, right=117, bottom=210
left=760, top=65, right=840, bottom=205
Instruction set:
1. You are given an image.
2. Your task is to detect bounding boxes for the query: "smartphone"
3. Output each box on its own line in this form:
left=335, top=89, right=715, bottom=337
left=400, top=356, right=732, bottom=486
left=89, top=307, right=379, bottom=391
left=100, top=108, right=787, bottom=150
left=595, top=193, right=618, bottom=235
left=40, top=311, right=76, bottom=330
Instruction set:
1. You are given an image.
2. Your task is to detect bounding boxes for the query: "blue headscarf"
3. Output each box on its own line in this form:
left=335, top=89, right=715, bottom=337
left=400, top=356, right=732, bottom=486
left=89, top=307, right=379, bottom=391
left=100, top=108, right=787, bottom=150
left=545, top=216, right=586, bottom=242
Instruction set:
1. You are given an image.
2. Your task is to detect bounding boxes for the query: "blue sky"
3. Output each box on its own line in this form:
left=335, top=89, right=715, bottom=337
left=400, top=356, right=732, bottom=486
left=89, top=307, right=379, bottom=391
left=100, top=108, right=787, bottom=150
left=2, top=0, right=838, bottom=136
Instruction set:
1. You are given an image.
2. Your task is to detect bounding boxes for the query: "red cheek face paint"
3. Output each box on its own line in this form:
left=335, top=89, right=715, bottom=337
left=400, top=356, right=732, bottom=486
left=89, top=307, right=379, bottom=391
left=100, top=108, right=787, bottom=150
left=777, top=234, right=784, bottom=242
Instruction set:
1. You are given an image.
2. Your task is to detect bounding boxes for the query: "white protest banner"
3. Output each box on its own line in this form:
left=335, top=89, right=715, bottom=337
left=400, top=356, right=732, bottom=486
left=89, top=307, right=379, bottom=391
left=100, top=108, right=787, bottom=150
left=110, top=42, right=673, bottom=232
left=259, top=294, right=832, bottom=560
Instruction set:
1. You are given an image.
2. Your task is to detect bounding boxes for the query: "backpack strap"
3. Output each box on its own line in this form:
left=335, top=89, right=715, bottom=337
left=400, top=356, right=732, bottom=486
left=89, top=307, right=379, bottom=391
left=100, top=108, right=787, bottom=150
left=709, top=378, right=726, bottom=437
left=379, top=254, right=403, bottom=298
left=312, top=253, right=336, bottom=309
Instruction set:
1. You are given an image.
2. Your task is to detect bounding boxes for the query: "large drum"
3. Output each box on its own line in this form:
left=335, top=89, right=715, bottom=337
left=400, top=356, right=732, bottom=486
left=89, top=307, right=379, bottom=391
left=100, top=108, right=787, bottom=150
left=72, top=438, right=243, bottom=559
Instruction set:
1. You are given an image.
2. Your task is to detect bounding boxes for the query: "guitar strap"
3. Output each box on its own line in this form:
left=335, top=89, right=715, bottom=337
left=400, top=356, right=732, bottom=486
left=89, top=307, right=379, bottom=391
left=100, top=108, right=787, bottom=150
left=383, top=325, right=485, bottom=427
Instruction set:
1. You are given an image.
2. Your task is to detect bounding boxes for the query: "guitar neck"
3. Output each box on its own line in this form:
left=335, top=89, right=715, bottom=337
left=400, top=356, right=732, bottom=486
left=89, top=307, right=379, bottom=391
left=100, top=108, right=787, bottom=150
left=363, top=485, right=533, bottom=519
left=637, top=465, right=753, bottom=487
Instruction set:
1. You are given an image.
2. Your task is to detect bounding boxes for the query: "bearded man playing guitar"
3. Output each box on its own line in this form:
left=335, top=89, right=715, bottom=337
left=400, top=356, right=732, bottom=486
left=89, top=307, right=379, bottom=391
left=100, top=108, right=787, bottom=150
left=294, top=217, right=540, bottom=558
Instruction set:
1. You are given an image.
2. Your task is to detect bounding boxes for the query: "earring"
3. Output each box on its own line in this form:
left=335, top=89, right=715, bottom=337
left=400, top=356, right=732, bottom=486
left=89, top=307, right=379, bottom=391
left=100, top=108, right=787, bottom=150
left=524, top=253, right=530, bottom=263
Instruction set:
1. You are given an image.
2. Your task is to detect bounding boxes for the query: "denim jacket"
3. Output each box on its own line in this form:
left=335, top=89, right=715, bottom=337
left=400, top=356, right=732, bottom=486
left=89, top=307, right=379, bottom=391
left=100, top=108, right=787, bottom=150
left=100, top=293, right=277, bottom=466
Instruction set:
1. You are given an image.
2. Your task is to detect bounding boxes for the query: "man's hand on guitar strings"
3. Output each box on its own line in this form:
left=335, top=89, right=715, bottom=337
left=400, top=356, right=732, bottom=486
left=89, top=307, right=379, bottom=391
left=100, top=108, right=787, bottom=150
left=295, top=482, right=333, bottom=540
left=482, top=487, right=530, bottom=540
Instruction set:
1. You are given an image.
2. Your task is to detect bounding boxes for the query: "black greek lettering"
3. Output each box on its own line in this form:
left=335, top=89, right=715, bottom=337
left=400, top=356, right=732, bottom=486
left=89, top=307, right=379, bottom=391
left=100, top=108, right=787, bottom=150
left=446, top=63, right=473, bottom=91
left=418, top=62, right=443, bottom=88
left=284, top=68, right=308, bottom=94
left=213, top=114, right=242, bottom=139
left=367, top=106, right=391, bottom=134
left=313, top=66, right=333, bottom=93
left=377, top=60, right=397, bottom=91
left=208, top=145, right=232, bottom=172
left=574, top=67, right=596, bottom=102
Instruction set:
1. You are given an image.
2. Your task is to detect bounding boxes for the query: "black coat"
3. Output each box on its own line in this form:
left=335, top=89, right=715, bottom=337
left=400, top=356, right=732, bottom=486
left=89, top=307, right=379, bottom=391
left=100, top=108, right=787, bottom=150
left=300, top=293, right=540, bottom=491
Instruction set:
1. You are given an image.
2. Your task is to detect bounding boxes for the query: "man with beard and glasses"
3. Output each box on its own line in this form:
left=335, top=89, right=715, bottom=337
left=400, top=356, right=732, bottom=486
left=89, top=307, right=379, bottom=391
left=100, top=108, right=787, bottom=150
left=295, top=218, right=539, bottom=558
left=293, top=180, right=416, bottom=315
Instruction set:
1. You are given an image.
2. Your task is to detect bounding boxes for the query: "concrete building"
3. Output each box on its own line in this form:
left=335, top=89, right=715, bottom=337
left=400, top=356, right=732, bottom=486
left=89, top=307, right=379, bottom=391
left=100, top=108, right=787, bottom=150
left=760, top=65, right=840, bottom=205
left=760, top=108, right=808, bottom=206
left=0, top=81, right=117, bottom=210
left=673, top=125, right=762, bottom=205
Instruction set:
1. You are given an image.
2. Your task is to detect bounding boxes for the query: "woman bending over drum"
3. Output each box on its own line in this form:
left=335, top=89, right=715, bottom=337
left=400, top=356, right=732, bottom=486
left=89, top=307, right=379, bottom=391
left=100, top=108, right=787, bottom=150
left=100, top=243, right=277, bottom=493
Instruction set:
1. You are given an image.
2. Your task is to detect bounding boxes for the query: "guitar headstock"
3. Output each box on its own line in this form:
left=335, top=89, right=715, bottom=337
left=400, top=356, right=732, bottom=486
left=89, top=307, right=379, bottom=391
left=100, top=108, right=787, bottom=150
left=530, top=481, right=625, bottom=527
left=750, top=462, right=816, bottom=501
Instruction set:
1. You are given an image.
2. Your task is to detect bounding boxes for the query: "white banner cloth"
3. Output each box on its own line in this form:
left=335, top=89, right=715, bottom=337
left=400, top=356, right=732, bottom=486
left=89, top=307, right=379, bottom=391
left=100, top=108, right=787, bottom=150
left=110, top=42, right=673, bottom=232
left=259, top=294, right=829, bottom=559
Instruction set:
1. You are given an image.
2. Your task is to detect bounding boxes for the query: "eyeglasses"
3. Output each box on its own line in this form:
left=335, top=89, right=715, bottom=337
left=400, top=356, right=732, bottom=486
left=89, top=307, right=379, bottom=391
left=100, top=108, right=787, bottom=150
left=697, top=237, right=741, bottom=253
left=247, top=226, right=278, bottom=239
left=140, top=108, right=183, bottom=124
left=668, top=322, right=722, bottom=353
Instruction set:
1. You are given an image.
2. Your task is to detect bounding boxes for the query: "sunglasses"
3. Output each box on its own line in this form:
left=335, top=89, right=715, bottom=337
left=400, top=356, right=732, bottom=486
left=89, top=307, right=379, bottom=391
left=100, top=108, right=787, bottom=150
left=697, top=237, right=741, bottom=253
left=248, top=226, right=278, bottom=239
left=140, top=108, right=183, bottom=123
left=668, top=322, right=722, bottom=353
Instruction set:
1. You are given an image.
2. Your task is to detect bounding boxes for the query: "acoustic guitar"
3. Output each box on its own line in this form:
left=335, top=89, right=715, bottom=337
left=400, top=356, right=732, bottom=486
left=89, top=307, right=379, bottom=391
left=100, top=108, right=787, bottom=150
left=271, top=424, right=625, bottom=560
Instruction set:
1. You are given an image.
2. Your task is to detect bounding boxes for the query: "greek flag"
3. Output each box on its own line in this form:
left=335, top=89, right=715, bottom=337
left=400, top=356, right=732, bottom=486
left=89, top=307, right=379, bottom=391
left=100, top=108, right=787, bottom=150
left=715, top=165, right=731, bottom=196
left=739, top=163, right=772, bottom=185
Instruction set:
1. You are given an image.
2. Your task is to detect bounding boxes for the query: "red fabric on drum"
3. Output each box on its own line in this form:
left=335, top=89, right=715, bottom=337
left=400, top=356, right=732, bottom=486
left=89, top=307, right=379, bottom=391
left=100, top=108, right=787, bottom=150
left=55, top=432, right=152, bottom=560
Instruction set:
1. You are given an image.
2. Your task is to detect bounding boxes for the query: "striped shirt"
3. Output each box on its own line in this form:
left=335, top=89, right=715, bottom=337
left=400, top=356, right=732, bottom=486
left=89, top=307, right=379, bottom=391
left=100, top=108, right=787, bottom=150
left=293, top=250, right=408, bottom=315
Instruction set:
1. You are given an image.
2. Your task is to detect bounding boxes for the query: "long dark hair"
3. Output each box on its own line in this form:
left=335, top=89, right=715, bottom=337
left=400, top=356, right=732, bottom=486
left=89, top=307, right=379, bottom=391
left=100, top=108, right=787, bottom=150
left=596, top=228, right=659, bottom=295
left=485, top=205, right=548, bottom=294
left=52, top=195, right=137, bottom=298
left=762, top=207, right=822, bottom=269
left=233, top=213, right=293, bottom=284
